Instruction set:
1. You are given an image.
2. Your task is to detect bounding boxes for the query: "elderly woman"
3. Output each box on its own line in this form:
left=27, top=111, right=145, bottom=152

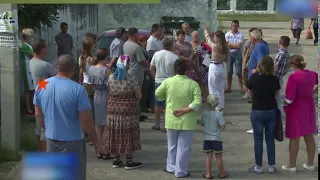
left=190, top=31, right=208, bottom=101
left=156, top=59, right=201, bottom=178
left=282, top=55, right=317, bottom=173
left=20, top=28, right=36, bottom=116
left=173, top=30, right=198, bottom=82
left=105, top=55, right=143, bottom=170
left=247, top=56, right=279, bottom=174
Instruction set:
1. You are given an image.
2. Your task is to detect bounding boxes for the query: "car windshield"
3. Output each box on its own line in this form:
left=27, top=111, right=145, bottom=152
left=97, top=36, right=115, bottom=49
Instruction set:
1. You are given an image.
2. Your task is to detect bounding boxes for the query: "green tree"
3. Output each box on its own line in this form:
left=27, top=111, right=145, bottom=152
left=18, top=4, right=67, bottom=31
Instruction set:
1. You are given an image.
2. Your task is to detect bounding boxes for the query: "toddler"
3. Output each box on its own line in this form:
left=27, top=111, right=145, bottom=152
left=201, top=95, right=228, bottom=179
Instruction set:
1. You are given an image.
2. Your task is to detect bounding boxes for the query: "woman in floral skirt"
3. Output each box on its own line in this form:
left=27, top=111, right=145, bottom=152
left=105, top=55, right=143, bottom=170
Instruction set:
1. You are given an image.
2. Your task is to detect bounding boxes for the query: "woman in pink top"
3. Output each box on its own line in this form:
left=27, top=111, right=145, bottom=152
left=282, top=55, right=318, bottom=173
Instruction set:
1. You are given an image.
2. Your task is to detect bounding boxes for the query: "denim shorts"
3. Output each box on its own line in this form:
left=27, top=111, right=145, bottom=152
left=154, top=83, right=165, bottom=107
left=227, top=51, right=242, bottom=77
left=203, top=140, right=223, bottom=153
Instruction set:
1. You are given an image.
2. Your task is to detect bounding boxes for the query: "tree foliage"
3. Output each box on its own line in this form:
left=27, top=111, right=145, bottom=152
left=18, top=4, right=67, bottom=31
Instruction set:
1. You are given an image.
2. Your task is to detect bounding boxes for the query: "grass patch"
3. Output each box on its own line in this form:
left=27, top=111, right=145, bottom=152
left=217, top=14, right=290, bottom=22
left=0, top=115, right=37, bottom=163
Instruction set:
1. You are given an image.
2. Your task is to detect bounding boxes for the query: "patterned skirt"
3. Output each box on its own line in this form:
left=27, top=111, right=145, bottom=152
left=199, top=64, right=209, bottom=84
left=104, top=95, right=141, bottom=154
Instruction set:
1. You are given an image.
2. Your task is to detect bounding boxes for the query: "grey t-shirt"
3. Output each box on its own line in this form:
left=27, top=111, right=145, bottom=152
left=109, top=38, right=124, bottom=59
left=244, top=40, right=256, bottom=56
left=30, top=58, right=57, bottom=89
left=123, top=40, right=146, bottom=83
left=292, top=18, right=304, bottom=29
left=55, top=33, right=73, bottom=57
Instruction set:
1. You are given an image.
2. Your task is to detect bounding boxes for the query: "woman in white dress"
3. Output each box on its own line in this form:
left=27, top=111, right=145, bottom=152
left=20, top=28, right=35, bottom=115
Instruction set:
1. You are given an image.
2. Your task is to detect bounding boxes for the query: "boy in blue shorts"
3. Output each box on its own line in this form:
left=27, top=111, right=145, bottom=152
left=201, top=95, right=228, bottom=179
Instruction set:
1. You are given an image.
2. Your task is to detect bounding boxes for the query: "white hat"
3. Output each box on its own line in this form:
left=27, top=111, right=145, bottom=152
left=206, top=94, right=219, bottom=107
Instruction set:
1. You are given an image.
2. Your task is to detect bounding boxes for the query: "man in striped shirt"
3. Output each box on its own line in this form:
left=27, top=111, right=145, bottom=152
left=274, top=36, right=291, bottom=110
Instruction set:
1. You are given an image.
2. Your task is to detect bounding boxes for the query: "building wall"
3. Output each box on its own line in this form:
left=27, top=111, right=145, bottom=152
left=40, top=5, right=98, bottom=64
left=97, top=0, right=216, bottom=33
left=40, top=1, right=216, bottom=64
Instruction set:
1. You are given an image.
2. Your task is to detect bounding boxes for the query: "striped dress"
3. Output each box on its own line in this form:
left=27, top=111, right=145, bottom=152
left=19, top=41, right=34, bottom=91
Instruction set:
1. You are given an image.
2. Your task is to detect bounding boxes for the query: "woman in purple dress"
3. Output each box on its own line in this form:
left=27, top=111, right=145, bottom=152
left=173, top=30, right=199, bottom=82
left=282, top=55, right=318, bottom=173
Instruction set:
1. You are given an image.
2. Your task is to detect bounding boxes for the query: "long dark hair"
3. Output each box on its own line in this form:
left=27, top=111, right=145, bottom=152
left=214, top=30, right=229, bottom=55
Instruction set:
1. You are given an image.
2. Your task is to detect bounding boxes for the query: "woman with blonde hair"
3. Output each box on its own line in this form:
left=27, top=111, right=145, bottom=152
left=20, top=28, right=36, bottom=115
left=78, top=37, right=96, bottom=144
left=247, top=56, right=280, bottom=174
left=282, top=55, right=317, bottom=173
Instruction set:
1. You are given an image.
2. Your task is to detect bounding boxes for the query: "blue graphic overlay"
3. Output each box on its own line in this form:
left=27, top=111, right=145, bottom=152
left=21, top=152, right=79, bottom=180
left=276, top=0, right=318, bottom=18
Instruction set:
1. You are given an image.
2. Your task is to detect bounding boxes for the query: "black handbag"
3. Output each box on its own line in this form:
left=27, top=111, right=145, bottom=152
left=275, top=108, right=284, bottom=142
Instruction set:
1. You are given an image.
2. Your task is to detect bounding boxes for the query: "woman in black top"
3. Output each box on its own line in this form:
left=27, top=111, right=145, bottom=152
left=247, top=56, right=280, bottom=174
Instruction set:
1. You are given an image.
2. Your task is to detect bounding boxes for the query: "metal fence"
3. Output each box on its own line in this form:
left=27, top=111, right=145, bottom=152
left=218, top=0, right=269, bottom=11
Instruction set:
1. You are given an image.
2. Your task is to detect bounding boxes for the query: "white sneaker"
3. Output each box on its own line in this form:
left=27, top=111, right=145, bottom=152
left=282, top=165, right=296, bottom=173
left=303, top=163, right=315, bottom=171
left=242, top=92, right=250, bottom=100
left=246, top=129, right=253, bottom=134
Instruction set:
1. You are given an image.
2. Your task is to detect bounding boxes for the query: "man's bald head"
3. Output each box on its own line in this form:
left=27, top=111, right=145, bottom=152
left=56, top=54, right=75, bottom=74
left=96, top=48, right=108, bottom=61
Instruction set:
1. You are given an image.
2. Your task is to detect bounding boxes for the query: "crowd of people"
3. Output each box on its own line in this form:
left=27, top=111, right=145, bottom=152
left=17, top=19, right=318, bottom=179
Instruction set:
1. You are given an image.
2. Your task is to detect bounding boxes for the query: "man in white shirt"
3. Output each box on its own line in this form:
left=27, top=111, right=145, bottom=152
left=225, top=20, right=244, bottom=93
left=150, top=36, right=179, bottom=131
left=182, top=23, right=192, bottom=42
left=147, top=23, right=163, bottom=58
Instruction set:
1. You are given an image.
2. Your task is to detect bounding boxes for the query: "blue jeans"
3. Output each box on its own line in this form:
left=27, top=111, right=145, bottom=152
left=251, top=109, right=277, bottom=167
left=227, top=51, right=242, bottom=77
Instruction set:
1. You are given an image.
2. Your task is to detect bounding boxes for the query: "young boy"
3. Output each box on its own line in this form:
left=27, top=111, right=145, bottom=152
left=274, top=36, right=291, bottom=110
left=201, top=95, right=228, bottom=179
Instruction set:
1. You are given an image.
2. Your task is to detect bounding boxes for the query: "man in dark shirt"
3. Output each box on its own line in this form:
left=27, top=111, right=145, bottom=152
left=55, top=22, right=73, bottom=57
left=310, top=17, right=318, bottom=45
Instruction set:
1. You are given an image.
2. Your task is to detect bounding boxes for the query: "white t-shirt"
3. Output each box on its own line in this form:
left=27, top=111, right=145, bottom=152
left=78, top=56, right=92, bottom=84
left=225, top=31, right=244, bottom=52
left=150, top=50, right=179, bottom=84
left=184, top=34, right=192, bottom=43
left=146, top=35, right=163, bottom=52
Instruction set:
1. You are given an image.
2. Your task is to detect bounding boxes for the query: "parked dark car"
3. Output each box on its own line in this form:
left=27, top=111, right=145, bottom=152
left=97, top=29, right=151, bottom=49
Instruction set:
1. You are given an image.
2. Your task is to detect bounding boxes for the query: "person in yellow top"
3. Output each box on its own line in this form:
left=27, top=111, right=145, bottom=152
left=155, top=59, right=202, bottom=178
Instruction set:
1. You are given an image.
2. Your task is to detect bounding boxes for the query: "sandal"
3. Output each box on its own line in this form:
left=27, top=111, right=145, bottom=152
left=202, top=174, right=213, bottom=179
left=96, top=153, right=103, bottom=159
left=247, top=165, right=263, bottom=174
left=218, top=174, right=229, bottom=179
left=102, top=154, right=115, bottom=160
left=152, top=125, right=160, bottom=130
